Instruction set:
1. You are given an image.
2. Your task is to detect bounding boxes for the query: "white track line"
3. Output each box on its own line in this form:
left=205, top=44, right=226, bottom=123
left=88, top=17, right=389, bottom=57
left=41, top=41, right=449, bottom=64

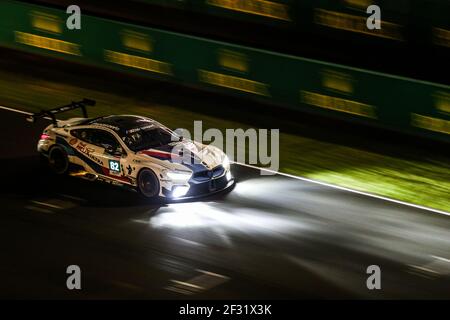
left=234, top=161, right=450, bottom=216
left=196, top=269, right=230, bottom=279
left=31, top=200, right=63, bottom=210
left=0, top=105, right=56, bottom=121
left=0, top=105, right=32, bottom=115
left=2, top=104, right=448, bottom=216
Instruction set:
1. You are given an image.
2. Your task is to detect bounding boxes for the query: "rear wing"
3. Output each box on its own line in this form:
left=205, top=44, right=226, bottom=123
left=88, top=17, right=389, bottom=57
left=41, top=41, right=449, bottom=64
left=26, top=98, right=96, bottom=127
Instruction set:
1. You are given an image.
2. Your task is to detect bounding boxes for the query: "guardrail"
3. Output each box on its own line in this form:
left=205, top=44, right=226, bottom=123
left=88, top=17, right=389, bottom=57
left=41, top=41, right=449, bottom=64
left=0, top=0, right=449, bottom=141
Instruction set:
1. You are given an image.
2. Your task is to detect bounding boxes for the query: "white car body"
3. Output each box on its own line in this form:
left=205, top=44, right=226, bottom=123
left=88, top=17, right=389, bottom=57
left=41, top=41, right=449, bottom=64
left=36, top=113, right=234, bottom=199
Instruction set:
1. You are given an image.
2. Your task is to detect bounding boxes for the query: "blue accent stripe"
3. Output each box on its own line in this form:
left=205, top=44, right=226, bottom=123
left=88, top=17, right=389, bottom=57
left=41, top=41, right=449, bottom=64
left=56, top=136, right=105, bottom=175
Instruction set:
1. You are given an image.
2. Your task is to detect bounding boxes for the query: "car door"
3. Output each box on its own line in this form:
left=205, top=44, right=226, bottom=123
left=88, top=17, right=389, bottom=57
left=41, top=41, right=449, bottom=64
left=71, top=128, right=126, bottom=181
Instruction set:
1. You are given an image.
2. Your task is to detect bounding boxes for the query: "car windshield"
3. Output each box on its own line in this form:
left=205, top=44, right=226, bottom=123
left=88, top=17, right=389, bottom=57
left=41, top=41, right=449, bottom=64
left=122, top=126, right=180, bottom=152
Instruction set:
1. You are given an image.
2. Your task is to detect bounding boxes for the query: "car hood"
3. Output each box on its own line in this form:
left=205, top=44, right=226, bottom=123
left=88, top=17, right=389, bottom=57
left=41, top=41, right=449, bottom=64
left=137, top=140, right=224, bottom=170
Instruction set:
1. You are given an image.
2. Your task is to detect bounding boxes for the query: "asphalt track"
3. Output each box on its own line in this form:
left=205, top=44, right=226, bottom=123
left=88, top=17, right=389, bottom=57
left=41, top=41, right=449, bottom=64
left=0, top=108, right=449, bottom=299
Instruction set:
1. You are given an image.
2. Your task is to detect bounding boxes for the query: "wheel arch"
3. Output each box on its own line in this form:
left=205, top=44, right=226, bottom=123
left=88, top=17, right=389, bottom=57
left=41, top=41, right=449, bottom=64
left=136, top=166, right=162, bottom=198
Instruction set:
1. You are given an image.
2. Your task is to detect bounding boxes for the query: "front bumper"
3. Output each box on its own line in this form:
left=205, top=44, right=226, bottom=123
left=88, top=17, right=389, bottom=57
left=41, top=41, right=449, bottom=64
left=162, top=171, right=235, bottom=199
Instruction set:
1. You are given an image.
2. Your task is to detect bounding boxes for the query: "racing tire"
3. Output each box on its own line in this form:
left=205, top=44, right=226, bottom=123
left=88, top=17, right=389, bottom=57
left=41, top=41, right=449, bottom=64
left=137, top=168, right=160, bottom=199
left=48, top=145, right=69, bottom=175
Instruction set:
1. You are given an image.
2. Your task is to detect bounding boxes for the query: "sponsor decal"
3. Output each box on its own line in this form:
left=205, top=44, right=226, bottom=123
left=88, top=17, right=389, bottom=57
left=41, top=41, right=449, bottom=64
left=126, top=164, right=134, bottom=175
left=75, top=141, right=103, bottom=165
left=100, top=167, right=131, bottom=183
left=94, top=122, right=121, bottom=132
left=126, top=124, right=154, bottom=134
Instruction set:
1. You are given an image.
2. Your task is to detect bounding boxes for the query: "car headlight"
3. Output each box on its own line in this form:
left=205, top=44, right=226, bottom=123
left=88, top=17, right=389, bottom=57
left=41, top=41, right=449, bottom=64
left=223, top=155, right=230, bottom=170
left=166, top=170, right=192, bottom=182
left=172, top=185, right=190, bottom=198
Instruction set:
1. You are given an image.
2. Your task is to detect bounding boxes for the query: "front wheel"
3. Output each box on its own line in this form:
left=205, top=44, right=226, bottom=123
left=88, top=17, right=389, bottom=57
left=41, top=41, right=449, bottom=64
left=137, top=168, right=160, bottom=198
left=48, top=145, right=69, bottom=174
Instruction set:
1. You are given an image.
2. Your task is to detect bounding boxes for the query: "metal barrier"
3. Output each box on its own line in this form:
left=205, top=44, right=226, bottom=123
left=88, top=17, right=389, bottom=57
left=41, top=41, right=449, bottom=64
left=0, top=0, right=448, bottom=141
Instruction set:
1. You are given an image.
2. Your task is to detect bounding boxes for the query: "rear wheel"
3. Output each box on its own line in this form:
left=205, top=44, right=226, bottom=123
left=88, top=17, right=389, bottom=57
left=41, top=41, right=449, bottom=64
left=48, top=146, right=69, bottom=174
left=137, top=168, right=160, bottom=198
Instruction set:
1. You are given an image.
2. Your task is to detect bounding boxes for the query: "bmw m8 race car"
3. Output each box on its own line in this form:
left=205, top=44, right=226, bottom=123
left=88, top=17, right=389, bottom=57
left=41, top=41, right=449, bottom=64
left=28, top=99, right=234, bottom=199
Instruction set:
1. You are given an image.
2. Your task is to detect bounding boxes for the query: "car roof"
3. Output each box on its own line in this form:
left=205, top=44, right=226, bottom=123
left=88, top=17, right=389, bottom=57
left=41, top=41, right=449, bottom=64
left=86, top=115, right=160, bottom=135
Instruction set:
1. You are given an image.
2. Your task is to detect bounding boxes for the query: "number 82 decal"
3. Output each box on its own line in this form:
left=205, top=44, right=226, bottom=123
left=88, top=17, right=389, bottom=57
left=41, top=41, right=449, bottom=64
left=109, top=160, right=120, bottom=172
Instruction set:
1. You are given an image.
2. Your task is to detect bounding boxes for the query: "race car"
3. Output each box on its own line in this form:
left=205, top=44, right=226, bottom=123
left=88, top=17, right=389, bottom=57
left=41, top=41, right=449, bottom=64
left=28, top=99, right=234, bottom=199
